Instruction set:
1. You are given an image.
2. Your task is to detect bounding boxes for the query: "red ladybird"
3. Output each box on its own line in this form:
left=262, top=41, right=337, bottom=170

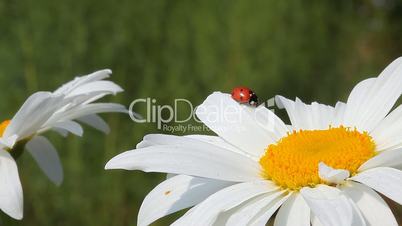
left=231, top=86, right=258, bottom=106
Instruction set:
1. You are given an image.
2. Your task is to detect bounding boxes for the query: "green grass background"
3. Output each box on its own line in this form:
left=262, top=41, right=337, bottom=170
left=1, top=0, right=402, bottom=225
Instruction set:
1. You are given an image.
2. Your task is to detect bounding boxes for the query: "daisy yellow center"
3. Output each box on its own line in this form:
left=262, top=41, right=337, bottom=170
left=0, top=120, right=10, bottom=137
left=259, top=126, right=376, bottom=190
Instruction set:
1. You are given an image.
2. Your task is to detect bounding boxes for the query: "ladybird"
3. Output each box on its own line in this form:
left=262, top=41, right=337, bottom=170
left=231, top=86, right=258, bottom=106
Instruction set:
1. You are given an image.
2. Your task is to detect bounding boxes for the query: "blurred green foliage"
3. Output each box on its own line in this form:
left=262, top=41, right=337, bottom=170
left=1, top=0, right=402, bottom=225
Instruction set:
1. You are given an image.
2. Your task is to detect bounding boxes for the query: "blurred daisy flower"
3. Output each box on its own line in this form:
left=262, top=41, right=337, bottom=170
left=1, top=69, right=128, bottom=220
left=107, top=58, right=402, bottom=226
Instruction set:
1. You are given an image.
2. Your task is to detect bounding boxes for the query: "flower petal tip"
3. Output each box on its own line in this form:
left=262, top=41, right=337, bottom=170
left=13, top=212, right=23, bottom=220
left=104, top=159, right=118, bottom=170
left=318, top=162, right=350, bottom=184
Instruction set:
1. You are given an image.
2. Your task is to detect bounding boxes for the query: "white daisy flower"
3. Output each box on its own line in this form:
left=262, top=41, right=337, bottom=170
left=0, top=69, right=128, bottom=220
left=106, top=58, right=402, bottom=226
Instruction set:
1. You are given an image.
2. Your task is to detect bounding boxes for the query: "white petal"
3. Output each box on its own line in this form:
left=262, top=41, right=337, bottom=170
left=171, top=206, right=197, bottom=226
left=347, top=200, right=366, bottom=226
left=318, top=162, right=350, bottom=184
left=4, top=92, right=51, bottom=136
left=311, top=214, right=324, bottom=226
left=275, top=96, right=336, bottom=130
left=294, top=98, right=314, bottom=130
left=275, top=95, right=298, bottom=126
left=26, top=136, right=63, bottom=186
left=0, top=149, right=23, bottom=220
left=274, top=193, right=310, bottom=226
left=105, top=138, right=261, bottom=182
left=79, top=93, right=110, bottom=105
left=45, top=103, right=126, bottom=127
left=48, top=120, right=84, bottom=137
left=64, top=103, right=127, bottom=118
left=196, top=92, right=288, bottom=157
left=59, top=92, right=109, bottom=108
left=4, top=92, right=64, bottom=140
left=248, top=193, right=291, bottom=226
left=76, top=114, right=110, bottom=134
left=215, top=191, right=291, bottom=226
left=135, top=140, right=155, bottom=149
left=225, top=191, right=289, bottom=226
left=351, top=167, right=402, bottom=205
left=136, top=134, right=252, bottom=159
left=370, top=105, right=402, bottom=151
left=53, top=69, right=111, bottom=95
left=172, top=180, right=279, bottom=226
left=185, top=135, right=249, bottom=156
left=311, top=101, right=333, bottom=129
left=65, top=80, right=123, bottom=97
left=359, top=148, right=402, bottom=171
left=0, top=135, right=18, bottom=149
left=332, top=101, right=347, bottom=127
left=344, top=58, right=402, bottom=131
left=250, top=105, right=289, bottom=141
left=52, top=128, right=69, bottom=137
left=135, top=134, right=200, bottom=148
left=342, top=182, right=397, bottom=226
left=342, top=78, right=376, bottom=130
left=301, top=185, right=365, bottom=226
left=138, top=175, right=232, bottom=226
left=211, top=205, right=240, bottom=226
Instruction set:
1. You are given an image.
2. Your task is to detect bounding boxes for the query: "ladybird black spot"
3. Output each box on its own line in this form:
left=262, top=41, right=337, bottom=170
left=240, top=89, right=243, bottom=91
left=240, top=96, right=243, bottom=100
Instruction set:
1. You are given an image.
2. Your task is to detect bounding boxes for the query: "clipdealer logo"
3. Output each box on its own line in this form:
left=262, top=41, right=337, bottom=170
left=128, top=98, right=200, bottom=129
left=128, top=97, right=277, bottom=133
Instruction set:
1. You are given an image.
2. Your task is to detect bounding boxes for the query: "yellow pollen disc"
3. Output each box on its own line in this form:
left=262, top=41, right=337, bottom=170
left=259, top=126, right=376, bottom=190
left=0, top=120, right=10, bottom=137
